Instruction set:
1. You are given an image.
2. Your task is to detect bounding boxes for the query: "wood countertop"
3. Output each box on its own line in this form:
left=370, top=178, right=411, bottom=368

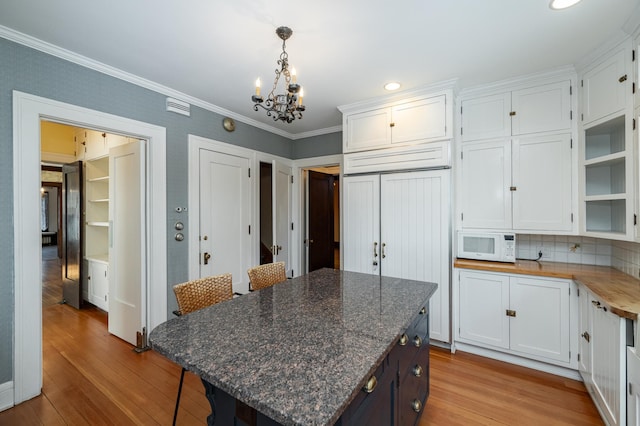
left=454, top=259, right=640, bottom=320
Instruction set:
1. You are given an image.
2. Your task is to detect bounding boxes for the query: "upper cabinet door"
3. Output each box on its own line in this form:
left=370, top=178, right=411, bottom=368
left=345, top=108, right=391, bottom=153
left=512, top=134, right=573, bottom=231
left=461, top=93, right=511, bottom=142
left=392, top=95, right=447, bottom=145
left=582, top=46, right=628, bottom=125
left=511, top=81, right=572, bottom=136
left=460, top=139, right=512, bottom=229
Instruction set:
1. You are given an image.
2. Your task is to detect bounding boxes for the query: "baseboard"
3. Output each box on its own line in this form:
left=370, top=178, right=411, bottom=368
left=0, top=381, right=14, bottom=411
left=454, top=342, right=581, bottom=380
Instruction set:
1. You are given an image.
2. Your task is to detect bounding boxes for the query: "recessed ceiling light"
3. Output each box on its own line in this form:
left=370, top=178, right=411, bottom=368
left=549, top=0, right=582, bottom=10
left=384, top=82, right=401, bottom=91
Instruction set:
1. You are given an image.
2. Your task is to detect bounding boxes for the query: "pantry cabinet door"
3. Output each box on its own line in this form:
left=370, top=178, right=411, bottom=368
left=509, top=276, right=571, bottom=363
left=460, top=140, right=512, bottom=229
left=342, top=175, right=380, bottom=275
left=512, top=134, right=572, bottom=231
left=582, top=47, right=628, bottom=125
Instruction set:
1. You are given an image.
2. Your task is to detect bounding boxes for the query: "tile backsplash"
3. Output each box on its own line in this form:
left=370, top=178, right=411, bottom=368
left=516, top=234, right=640, bottom=279
left=516, top=234, right=612, bottom=266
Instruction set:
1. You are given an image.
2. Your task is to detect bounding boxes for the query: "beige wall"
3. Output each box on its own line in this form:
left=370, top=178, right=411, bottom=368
left=40, top=121, right=75, bottom=156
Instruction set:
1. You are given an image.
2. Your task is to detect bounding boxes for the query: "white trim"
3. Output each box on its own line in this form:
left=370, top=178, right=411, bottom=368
left=12, top=91, right=167, bottom=404
left=0, top=25, right=340, bottom=141
left=292, top=155, right=344, bottom=276
left=453, top=342, right=581, bottom=380
left=0, top=381, right=14, bottom=412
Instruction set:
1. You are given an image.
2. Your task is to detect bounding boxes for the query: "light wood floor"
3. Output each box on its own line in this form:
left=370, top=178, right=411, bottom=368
left=0, top=247, right=603, bottom=425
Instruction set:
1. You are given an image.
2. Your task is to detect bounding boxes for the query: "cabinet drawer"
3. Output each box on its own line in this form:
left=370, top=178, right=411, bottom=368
left=399, top=351, right=429, bottom=426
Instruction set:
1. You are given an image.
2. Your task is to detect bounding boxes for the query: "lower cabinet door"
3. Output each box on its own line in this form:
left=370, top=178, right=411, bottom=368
left=509, top=276, right=570, bottom=363
left=399, top=346, right=429, bottom=426
left=458, top=270, right=510, bottom=349
left=88, top=260, right=109, bottom=311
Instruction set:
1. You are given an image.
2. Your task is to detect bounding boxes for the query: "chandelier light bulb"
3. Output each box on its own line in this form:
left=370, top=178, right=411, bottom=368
left=255, top=78, right=261, bottom=96
left=291, top=68, right=297, bottom=84
left=299, top=87, right=304, bottom=106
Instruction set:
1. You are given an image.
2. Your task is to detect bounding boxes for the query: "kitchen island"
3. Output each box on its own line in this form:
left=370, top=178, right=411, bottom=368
left=149, top=268, right=437, bottom=426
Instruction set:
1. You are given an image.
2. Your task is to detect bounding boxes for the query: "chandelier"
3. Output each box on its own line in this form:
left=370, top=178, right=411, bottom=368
left=251, top=26, right=305, bottom=123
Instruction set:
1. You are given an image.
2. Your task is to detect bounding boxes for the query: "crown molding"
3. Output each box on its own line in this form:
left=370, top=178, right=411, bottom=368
left=0, top=25, right=344, bottom=140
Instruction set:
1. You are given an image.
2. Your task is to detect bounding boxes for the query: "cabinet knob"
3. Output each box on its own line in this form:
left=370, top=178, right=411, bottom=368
left=389, top=122, right=395, bottom=128
left=506, top=309, right=516, bottom=317
left=398, top=333, right=408, bottom=346
left=411, top=399, right=422, bottom=413
left=362, top=375, right=377, bottom=393
left=413, top=365, right=423, bottom=377
left=413, top=335, right=422, bottom=348
left=619, top=74, right=628, bottom=83
left=581, top=331, right=590, bottom=343
left=419, top=307, right=426, bottom=315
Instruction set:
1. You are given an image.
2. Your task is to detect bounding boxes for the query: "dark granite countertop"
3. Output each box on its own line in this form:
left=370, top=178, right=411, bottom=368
left=149, top=268, right=437, bottom=426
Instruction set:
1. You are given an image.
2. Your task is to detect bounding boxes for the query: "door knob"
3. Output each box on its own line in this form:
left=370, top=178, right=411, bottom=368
left=203, top=252, right=211, bottom=265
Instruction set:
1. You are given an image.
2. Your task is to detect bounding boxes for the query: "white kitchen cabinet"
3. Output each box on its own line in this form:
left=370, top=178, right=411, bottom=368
left=461, top=80, right=571, bottom=142
left=343, top=170, right=451, bottom=343
left=578, top=284, right=629, bottom=426
left=581, top=42, right=630, bottom=126
left=457, top=270, right=573, bottom=366
left=87, top=259, right=108, bottom=311
left=340, top=89, right=452, bottom=154
left=460, top=133, right=573, bottom=232
left=627, top=347, right=640, bottom=425
left=581, top=115, right=634, bottom=239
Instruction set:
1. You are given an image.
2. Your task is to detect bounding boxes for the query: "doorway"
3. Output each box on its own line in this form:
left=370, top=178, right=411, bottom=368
left=13, top=92, right=167, bottom=405
left=303, top=165, right=340, bottom=273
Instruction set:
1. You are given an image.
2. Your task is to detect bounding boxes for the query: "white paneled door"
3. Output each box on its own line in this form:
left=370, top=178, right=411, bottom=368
left=342, top=174, right=380, bottom=275
left=273, top=161, right=292, bottom=275
left=342, top=170, right=451, bottom=342
left=380, top=170, right=451, bottom=342
left=199, top=149, right=251, bottom=294
left=109, top=140, right=146, bottom=346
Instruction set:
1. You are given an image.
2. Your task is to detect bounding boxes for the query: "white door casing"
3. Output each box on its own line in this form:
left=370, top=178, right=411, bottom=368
left=12, top=91, right=166, bottom=405
left=199, top=149, right=251, bottom=294
left=109, top=141, right=146, bottom=346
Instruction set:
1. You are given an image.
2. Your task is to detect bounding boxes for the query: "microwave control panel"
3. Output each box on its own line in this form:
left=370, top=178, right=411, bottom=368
left=503, top=234, right=515, bottom=260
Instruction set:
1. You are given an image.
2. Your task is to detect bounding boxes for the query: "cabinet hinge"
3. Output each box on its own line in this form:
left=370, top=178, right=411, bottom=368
left=581, top=79, right=583, bottom=87
left=578, top=353, right=581, bottom=362
left=291, top=222, right=294, bottom=231
left=569, top=351, right=571, bottom=359
left=461, top=213, right=464, bottom=221
left=570, top=138, right=573, bottom=149
left=569, top=85, right=572, bottom=96
left=634, top=82, right=636, bottom=94
left=634, top=214, right=637, bottom=226
left=631, top=383, right=634, bottom=395
left=248, top=225, right=251, bottom=234
left=290, top=175, right=294, bottom=184
left=461, top=127, right=464, bottom=136
left=248, top=168, right=251, bottom=178
left=571, top=213, right=574, bottom=223
left=634, top=49, right=636, bottom=62
left=460, top=106, right=463, bottom=115
left=570, top=110, right=573, bottom=120
left=634, top=118, right=636, bottom=130
left=461, top=152, right=464, bottom=160
left=569, top=287, right=571, bottom=296
left=581, top=113, right=584, bottom=121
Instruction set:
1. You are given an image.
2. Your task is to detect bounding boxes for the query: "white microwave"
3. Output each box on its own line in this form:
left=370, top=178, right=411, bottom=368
left=457, top=232, right=516, bottom=263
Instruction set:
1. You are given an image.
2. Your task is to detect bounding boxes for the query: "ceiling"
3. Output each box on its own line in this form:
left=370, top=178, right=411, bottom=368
left=1, top=0, right=639, bottom=139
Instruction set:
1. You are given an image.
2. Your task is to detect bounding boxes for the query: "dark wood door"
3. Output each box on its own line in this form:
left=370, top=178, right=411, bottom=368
left=308, top=171, right=335, bottom=272
left=62, top=161, right=84, bottom=309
